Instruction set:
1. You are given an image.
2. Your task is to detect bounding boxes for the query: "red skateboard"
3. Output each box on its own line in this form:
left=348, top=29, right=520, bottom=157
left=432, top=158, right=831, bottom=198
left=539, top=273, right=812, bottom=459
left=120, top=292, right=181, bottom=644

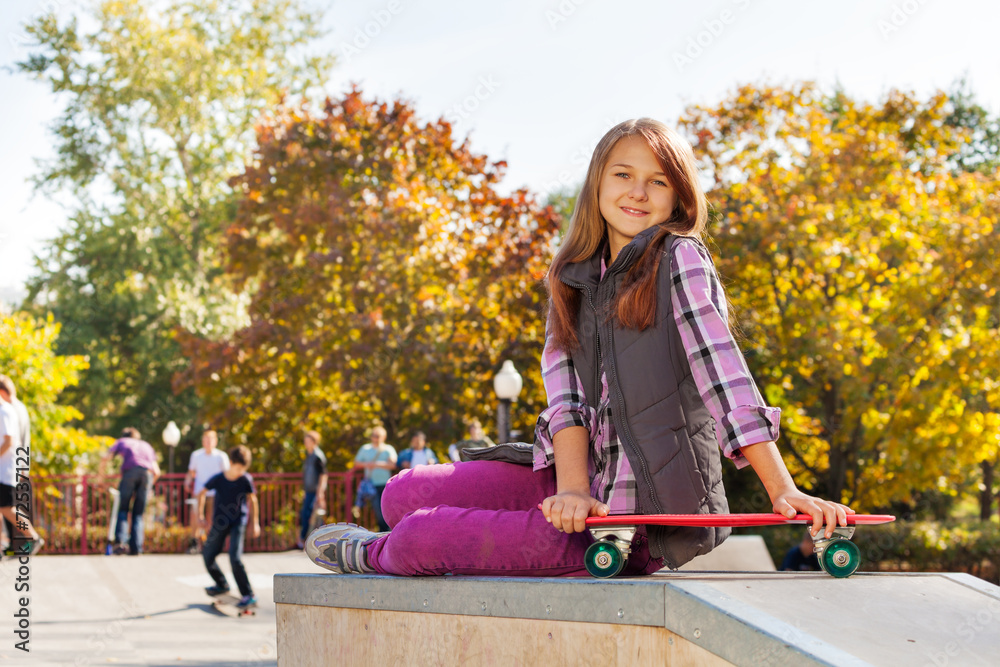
left=584, top=513, right=895, bottom=579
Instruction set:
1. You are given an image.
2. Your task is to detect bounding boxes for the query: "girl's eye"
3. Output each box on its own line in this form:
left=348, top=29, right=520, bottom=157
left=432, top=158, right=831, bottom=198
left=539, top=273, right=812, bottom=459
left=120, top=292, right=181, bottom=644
left=652, top=180, right=667, bottom=187
left=615, top=172, right=630, bottom=179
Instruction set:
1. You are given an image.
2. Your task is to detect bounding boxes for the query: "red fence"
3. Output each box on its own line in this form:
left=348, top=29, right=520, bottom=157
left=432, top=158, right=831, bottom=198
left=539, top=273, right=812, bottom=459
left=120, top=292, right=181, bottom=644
left=25, top=471, right=376, bottom=555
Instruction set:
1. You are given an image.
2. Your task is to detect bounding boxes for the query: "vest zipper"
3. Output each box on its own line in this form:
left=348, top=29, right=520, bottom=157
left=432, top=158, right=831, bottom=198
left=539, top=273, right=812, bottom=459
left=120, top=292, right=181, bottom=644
left=562, top=278, right=602, bottom=406
left=601, top=245, right=662, bottom=515
left=602, top=302, right=663, bottom=517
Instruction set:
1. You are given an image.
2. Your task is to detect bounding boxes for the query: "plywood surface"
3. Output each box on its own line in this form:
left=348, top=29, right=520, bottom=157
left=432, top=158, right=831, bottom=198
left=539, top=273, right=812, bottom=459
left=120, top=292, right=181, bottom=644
left=277, top=603, right=732, bottom=667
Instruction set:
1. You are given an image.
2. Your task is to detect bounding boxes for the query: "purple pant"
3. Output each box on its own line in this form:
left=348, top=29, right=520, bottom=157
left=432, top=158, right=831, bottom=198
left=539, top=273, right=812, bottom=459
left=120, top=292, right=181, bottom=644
left=367, top=461, right=662, bottom=577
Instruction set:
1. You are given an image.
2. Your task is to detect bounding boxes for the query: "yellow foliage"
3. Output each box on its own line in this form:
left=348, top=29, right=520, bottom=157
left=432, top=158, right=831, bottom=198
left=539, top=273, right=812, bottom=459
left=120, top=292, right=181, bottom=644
left=681, top=82, right=1000, bottom=507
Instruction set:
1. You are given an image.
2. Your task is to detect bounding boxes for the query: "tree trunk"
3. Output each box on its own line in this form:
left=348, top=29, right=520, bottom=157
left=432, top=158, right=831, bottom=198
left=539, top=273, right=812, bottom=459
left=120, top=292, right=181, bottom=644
left=822, top=380, right=847, bottom=501
left=981, top=460, right=994, bottom=521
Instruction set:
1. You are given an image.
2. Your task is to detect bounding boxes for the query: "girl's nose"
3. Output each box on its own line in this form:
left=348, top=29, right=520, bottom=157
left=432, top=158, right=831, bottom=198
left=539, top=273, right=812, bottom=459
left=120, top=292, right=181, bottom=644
left=628, top=183, right=648, bottom=201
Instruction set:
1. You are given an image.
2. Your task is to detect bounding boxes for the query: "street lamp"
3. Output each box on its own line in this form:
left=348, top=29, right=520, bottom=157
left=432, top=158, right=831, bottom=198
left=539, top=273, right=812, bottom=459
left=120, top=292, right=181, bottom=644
left=493, top=360, right=523, bottom=444
left=163, top=421, right=181, bottom=474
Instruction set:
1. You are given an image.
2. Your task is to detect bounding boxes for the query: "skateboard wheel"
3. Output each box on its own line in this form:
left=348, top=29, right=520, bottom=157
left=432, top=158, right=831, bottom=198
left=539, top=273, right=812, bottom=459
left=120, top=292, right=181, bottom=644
left=585, top=541, right=625, bottom=578
left=821, top=539, right=860, bottom=578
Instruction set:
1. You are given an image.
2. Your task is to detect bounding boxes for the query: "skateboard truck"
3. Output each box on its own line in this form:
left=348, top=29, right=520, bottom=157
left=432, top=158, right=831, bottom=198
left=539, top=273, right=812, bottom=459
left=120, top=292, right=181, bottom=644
left=810, top=525, right=861, bottom=578
left=585, top=526, right=636, bottom=578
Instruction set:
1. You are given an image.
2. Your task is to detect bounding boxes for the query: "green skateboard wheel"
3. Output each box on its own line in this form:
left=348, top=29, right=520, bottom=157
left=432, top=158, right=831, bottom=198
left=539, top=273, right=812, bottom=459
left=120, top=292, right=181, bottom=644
left=821, top=539, right=861, bottom=578
left=585, top=540, right=625, bottom=578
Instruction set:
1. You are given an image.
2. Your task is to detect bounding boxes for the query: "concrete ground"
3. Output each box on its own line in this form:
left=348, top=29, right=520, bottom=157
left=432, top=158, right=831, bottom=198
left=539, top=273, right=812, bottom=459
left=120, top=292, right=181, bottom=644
left=0, top=550, right=315, bottom=667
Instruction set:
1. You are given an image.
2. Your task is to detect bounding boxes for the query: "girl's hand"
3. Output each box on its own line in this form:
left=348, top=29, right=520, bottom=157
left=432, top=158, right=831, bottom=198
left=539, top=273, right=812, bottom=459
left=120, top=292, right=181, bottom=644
left=539, top=491, right=609, bottom=534
left=770, top=489, right=855, bottom=539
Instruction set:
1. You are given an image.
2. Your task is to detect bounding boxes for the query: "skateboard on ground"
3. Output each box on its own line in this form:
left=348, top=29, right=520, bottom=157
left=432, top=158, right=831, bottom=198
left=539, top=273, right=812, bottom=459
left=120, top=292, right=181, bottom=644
left=209, top=592, right=257, bottom=618
left=105, top=488, right=120, bottom=555
left=308, top=506, right=327, bottom=534
left=584, top=513, right=896, bottom=579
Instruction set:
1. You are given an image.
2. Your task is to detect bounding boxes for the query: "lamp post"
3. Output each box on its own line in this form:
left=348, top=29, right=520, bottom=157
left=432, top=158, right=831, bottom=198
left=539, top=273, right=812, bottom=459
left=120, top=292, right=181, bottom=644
left=493, top=360, right=523, bottom=444
left=162, top=421, right=181, bottom=474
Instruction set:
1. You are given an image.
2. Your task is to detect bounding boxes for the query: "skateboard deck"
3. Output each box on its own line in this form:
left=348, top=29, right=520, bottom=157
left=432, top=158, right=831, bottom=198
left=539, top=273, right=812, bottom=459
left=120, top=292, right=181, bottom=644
left=209, top=593, right=256, bottom=618
left=586, top=513, right=895, bottom=528
left=105, top=489, right=120, bottom=555
left=584, top=513, right=895, bottom=579
left=308, top=507, right=327, bottom=534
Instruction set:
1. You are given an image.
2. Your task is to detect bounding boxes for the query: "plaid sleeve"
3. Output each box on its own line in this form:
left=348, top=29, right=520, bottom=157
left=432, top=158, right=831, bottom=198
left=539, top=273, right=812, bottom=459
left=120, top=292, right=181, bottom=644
left=532, top=331, right=597, bottom=471
left=670, top=238, right=780, bottom=469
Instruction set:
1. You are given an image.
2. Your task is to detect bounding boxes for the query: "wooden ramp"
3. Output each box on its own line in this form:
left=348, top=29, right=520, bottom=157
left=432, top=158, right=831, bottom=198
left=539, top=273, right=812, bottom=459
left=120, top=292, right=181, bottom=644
left=274, top=570, right=1000, bottom=666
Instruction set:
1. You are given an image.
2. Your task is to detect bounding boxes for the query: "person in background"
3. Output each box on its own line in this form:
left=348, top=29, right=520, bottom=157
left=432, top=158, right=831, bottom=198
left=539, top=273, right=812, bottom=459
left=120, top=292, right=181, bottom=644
left=352, top=427, right=396, bottom=532
left=0, top=375, right=43, bottom=555
left=0, top=374, right=31, bottom=556
left=200, top=445, right=260, bottom=610
left=780, top=531, right=821, bottom=571
left=298, top=430, right=327, bottom=549
left=184, top=430, right=229, bottom=554
left=447, top=419, right=495, bottom=463
left=397, top=431, right=438, bottom=470
left=99, top=427, right=161, bottom=555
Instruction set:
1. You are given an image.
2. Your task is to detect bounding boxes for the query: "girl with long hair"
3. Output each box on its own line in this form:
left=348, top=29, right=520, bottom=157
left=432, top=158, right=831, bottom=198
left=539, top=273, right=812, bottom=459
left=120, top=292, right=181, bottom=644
left=306, top=119, right=852, bottom=576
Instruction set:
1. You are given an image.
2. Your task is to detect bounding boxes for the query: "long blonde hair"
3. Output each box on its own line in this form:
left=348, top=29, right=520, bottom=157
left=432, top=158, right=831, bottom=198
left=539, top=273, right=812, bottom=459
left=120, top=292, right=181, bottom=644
left=547, top=119, right=708, bottom=351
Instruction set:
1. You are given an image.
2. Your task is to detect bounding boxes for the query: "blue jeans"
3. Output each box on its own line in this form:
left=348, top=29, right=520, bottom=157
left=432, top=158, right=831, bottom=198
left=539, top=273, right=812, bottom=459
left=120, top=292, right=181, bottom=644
left=202, top=522, right=252, bottom=597
left=300, top=491, right=316, bottom=542
left=116, top=467, right=150, bottom=555
left=373, top=484, right=389, bottom=532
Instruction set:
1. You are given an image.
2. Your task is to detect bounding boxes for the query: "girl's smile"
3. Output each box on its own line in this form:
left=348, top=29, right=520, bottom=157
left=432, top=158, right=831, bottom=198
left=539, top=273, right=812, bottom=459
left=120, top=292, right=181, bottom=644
left=619, top=206, right=649, bottom=217
left=598, top=135, right=677, bottom=261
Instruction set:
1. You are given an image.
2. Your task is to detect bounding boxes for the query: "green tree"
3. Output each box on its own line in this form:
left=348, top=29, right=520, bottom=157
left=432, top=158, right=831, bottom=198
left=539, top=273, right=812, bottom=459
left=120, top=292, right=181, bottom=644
left=177, top=90, right=561, bottom=467
left=17, top=0, right=331, bottom=446
left=0, top=311, right=111, bottom=477
left=544, top=185, right=580, bottom=235
left=946, top=78, right=1000, bottom=176
left=944, top=78, right=1000, bottom=518
left=681, top=82, right=1000, bottom=510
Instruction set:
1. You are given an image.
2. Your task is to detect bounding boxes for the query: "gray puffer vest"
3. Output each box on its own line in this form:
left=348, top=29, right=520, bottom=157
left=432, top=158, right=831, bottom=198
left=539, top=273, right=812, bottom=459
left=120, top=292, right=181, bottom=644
left=559, top=226, right=731, bottom=568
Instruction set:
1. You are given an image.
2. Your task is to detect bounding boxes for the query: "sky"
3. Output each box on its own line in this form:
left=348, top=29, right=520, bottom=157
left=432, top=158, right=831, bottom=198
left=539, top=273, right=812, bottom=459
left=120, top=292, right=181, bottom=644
left=2, top=0, right=999, bottom=306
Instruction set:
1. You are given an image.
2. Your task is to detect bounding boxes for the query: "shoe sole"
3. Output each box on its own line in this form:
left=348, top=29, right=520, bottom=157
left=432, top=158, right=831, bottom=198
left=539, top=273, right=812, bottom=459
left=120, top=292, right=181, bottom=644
left=306, top=523, right=375, bottom=574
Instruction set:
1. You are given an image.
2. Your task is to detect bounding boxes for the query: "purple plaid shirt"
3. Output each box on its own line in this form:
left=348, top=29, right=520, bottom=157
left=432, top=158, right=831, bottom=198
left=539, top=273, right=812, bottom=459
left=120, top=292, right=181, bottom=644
left=533, top=237, right=780, bottom=514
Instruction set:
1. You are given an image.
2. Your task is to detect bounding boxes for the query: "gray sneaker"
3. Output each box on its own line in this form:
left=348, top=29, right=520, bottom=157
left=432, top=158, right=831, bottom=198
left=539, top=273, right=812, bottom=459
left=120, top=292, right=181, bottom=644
left=304, top=523, right=384, bottom=574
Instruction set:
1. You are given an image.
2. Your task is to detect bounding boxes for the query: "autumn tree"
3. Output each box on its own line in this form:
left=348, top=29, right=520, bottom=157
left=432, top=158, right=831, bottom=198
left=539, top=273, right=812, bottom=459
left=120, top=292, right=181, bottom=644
left=177, top=90, right=560, bottom=467
left=681, top=83, right=1000, bottom=510
left=18, top=0, right=330, bottom=444
left=944, top=79, right=1000, bottom=518
left=0, top=311, right=112, bottom=477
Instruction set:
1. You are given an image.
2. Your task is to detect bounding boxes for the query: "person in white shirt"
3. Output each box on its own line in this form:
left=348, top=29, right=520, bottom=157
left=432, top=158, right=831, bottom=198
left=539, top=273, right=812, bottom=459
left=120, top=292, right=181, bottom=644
left=184, top=430, right=230, bottom=553
left=0, top=374, right=30, bottom=554
left=0, top=375, right=43, bottom=554
left=397, top=432, right=439, bottom=470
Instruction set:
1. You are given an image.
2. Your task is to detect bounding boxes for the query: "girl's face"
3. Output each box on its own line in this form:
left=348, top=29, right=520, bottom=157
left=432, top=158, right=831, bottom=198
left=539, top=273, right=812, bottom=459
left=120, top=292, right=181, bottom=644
left=598, top=135, right=677, bottom=260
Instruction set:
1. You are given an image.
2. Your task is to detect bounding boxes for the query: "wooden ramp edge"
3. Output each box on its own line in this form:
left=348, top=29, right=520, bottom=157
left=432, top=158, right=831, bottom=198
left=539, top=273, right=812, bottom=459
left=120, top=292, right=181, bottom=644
left=273, top=571, right=1000, bottom=666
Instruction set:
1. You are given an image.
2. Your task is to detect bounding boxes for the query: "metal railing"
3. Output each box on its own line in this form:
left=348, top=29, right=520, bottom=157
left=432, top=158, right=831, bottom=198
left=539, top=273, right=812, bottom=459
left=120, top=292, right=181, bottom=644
left=23, top=470, right=376, bottom=554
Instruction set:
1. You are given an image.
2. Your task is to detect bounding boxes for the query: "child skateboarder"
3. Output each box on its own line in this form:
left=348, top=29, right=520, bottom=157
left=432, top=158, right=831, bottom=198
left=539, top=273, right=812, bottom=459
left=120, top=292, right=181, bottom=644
left=198, top=445, right=260, bottom=610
